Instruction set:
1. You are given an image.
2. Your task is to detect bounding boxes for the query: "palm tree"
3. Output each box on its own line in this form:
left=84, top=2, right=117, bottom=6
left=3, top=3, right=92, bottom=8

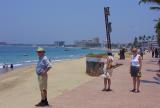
left=146, top=37, right=149, bottom=41
left=155, top=18, right=160, bottom=46
left=139, top=36, right=143, bottom=42
left=143, top=35, right=146, bottom=42
left=138, top=36, right=143, bottom=47
left=133, top=37, right=139, bottom=47
left=147, top=36, right=152, bottom=41
left=139, top=0, right=160, bottom=46
left=147, top=36, right=152, bottom=48
left=139, top=0, right=160, bottom=10
left=152, top=35, right=154, bottom=40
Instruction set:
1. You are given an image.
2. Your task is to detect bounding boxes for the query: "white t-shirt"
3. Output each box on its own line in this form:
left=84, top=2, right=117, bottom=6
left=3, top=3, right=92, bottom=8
left=103, top=56, right=114, bottom=73
left=131, top=54, right=140, bottom=67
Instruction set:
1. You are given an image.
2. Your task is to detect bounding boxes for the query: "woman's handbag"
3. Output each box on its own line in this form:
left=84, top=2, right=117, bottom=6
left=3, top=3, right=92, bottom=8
left=100, top=64, right=110, bottom=79
left=137, top=71, right=142, bottom=77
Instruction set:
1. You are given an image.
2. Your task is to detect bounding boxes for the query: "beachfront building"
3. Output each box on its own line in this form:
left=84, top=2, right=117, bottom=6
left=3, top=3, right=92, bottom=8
left=0, top=42, right=7, bottom=45
left=140, top=37, right=159, bottom=49
left=54, top=41, right=65, bottom=47
left=150, top=40, right=159, bottom=48
left=74, top=37, right=101, bottom=48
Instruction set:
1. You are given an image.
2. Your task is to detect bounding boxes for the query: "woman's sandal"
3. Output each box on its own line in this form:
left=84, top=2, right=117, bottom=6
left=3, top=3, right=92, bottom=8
left=106, top=88, right=112, bottom=91
left=102, top=88, right=107, bottom=91
left=130, top=89, right=136, bottom=92
left=136, top=90, right=140, bottom=93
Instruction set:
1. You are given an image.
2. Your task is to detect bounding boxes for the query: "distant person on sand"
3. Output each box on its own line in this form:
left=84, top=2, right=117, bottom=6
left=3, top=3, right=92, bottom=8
left=130, top=48, right=142, bottom=93
left=152, top=48, right=155, bottom=58
left=3, top=64, right=5, bottom=69
left=155, top=48, right=158, bottom=58
left=139, top=47, right=144, bottom=60
left=3, top=64, right=9, bottom=71
left=35, top=47, right=52, bottom=107
left=102, top=52, right=114, bottom=91
left=10, top=64, right=13, bottom=70
left=119, top=47, right=126, bottom=59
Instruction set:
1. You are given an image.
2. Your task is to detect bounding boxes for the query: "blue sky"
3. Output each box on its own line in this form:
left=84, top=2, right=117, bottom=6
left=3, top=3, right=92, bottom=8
left=0, top=0, right=159, bottom=44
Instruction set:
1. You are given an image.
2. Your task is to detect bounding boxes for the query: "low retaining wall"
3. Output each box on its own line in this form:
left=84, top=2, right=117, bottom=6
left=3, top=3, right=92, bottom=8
left=86, top=56, right=122, bottom=76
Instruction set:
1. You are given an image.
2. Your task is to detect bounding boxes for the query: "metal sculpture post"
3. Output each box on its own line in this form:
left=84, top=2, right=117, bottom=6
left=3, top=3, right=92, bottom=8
left=104, top=7, right=112, bottom=49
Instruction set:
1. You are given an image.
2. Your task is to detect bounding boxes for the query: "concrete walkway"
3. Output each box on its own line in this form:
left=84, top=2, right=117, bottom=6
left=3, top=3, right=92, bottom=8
left=51, top=53, right=160, bottom=108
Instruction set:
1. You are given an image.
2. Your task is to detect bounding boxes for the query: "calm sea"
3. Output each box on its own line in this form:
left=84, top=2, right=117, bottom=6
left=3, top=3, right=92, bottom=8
left=0, top=46, right=105, bottom=71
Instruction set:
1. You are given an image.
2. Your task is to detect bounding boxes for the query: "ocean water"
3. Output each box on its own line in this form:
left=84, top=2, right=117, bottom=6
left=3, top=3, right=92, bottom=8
left=0, top=46, right=105, bottom=70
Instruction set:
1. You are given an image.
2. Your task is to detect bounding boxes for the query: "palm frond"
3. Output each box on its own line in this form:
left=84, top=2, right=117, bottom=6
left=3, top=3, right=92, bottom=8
left=150, top=6, right=160, bottom=9
left=139, top=0, right=160, bottom=5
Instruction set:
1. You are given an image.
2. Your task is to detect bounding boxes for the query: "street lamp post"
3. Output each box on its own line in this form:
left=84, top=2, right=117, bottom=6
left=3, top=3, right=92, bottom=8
left=108, top=22, right=112, bottom=49
left=104, top=7, right=112, bottom=49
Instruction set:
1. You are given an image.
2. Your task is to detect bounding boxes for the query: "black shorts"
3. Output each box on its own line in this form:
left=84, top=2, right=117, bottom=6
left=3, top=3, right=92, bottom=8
left=140, top=53, right=143, bottom=57
left=130, top=66, right=141, bottom=77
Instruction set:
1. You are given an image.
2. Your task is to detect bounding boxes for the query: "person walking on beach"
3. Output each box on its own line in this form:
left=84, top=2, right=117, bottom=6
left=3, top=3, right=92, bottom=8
left=10, top=64, right=13, bottom=70
left=102, top=52, right=114, bottom=91
left=152, top=48, right=155, bottom=58
left=139, top=47, right=144, bottom=60
left=119, top=47, right=126, bottom=60
left=130, top=48, right=142, bottom=93
left=155, top=48, right=159, bottom=58
left=35, top=47, right=52, bottom=107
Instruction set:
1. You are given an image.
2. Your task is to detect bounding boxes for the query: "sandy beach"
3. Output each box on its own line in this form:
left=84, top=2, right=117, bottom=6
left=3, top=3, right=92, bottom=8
left=0, top=58, right=94, bottom=108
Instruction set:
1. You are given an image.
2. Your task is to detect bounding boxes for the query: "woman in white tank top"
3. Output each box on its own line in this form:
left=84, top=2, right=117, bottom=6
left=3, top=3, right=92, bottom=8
left=130, top=48, right=142, bottom=93
left=102, top=52, right=114, bottom=91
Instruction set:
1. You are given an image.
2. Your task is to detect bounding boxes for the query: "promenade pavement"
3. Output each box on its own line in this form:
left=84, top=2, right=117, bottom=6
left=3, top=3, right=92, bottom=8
left=50, top=53, right=160, bottom=108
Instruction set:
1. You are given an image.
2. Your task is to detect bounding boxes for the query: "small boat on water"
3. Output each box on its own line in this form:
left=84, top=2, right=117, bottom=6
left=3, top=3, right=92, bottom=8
left=64, top=49, right=70, bottom=51
left=23, top=54, right=29, bottom=56
left=81, top=47, right=89, bottom=50
left=64, top=48, right=70, bottom=51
